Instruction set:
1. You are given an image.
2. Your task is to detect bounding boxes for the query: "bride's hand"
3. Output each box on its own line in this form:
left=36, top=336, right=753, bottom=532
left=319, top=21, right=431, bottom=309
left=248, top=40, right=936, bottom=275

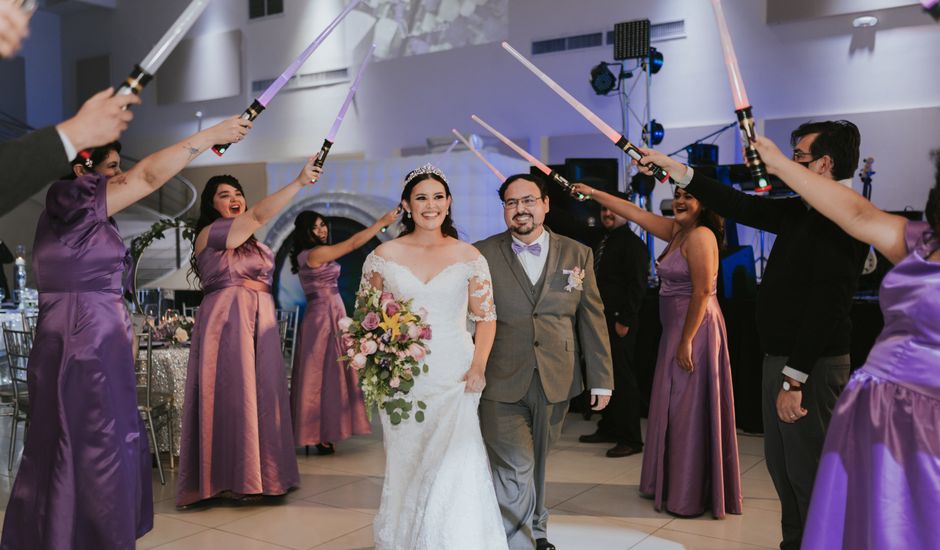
left=463, top=365, right=486, bottom=393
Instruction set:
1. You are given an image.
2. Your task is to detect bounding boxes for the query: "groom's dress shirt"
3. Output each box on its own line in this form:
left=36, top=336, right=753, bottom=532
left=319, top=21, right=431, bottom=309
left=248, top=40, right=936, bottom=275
left=511, top=228, right=611, bottom=397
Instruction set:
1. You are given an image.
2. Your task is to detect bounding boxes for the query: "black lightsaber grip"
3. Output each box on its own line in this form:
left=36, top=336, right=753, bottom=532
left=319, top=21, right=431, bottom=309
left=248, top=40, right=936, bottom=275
left=549, top=171, right=588, bottom=200
left=212, top=100, right=265, bottom=156
left=313, top=139, right=334, bottom=168
left=615, top=136, right=670, bottom=183
left=735, top=106, right=771, bottom=192
left=115, top=64, right=154, bottom=96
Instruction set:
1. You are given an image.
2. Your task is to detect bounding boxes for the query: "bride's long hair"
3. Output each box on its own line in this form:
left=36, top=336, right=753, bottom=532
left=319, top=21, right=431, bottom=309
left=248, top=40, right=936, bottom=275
left=399, top=172, right=458, bottom=239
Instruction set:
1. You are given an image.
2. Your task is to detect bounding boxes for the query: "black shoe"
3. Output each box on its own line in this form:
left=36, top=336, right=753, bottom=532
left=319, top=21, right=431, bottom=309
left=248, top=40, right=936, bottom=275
left=315, top=443, right=335, bottom=455
left=536, top=538, right=556, bottom=550
left=578, top=431, right=618, bottom=444
left=606, top=443, right=642, bottom=458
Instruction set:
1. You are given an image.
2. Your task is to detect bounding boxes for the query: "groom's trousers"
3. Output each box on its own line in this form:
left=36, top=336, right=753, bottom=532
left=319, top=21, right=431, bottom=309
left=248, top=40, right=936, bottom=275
left=480, top=370, right=567, bottom=550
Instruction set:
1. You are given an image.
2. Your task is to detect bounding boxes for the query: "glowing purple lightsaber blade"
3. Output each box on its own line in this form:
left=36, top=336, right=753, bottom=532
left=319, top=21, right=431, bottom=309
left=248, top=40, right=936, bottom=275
left=115, top=0, right=211, bottom=97
left=214, top=0, right=361, bottom=156
left=313, top=44, right=375, bottom=168
left=452, top=129, right=505, bottom=181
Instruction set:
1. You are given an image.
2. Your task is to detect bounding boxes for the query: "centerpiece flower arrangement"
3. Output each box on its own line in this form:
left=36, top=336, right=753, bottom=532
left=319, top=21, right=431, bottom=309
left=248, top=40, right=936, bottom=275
left=148, top=311, right=195, bottom=346
left=339, top=288, right=432, bottom=425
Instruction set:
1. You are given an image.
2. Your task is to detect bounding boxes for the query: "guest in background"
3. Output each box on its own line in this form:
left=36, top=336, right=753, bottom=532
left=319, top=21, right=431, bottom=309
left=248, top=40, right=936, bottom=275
left=0, top=1, right=30, bottom=58
left=0, top=88, right=139, bottom=211
left=176, top=160, right=321, bottom=507
left=637, top=121, right=868, bottom=547
left=0, top=116, right=250, bottom=550
left=288, top=207, right=399, bottom=454
left=571, top=182, right=742, bottom=518
left=579, top=195, right=649, bottom=458
left=753, top=137, right=940, bottom=550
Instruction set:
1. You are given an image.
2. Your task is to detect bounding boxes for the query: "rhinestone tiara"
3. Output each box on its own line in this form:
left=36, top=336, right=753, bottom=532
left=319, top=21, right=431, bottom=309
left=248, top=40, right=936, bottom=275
left=404, top=162, right=448, bottom=185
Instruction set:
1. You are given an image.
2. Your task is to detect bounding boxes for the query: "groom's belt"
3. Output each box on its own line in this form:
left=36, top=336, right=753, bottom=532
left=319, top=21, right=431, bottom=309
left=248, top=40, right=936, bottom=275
left=202, top=280, right=272, bottom=295
left=305, top=287, right=340, bottom=302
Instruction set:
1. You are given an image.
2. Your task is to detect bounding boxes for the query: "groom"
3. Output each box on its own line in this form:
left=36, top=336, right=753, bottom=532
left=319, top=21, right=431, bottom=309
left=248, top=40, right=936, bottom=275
left=475, top=174, right=614, bottom=550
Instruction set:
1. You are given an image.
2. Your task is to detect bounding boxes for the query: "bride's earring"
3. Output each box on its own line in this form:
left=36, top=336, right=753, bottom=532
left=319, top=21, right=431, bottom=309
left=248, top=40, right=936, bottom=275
left=406, top=210, right=412, bottom=219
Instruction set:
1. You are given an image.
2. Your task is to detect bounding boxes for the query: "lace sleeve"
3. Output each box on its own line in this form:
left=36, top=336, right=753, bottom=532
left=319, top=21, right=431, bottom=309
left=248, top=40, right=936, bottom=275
left=467, top=255, right=496, bottom=323
left=358, top=252, right=386, bottom=294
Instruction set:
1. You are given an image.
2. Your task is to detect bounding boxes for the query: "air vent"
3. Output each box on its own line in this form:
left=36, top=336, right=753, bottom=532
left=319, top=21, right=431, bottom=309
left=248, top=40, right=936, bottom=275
left=534, top=20, right=685, bottom=56
left=251, top=67, right=349, bottom=95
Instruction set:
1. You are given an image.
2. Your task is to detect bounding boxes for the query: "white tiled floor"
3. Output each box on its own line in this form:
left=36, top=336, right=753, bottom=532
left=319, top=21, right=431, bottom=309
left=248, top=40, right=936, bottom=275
left=0, top=416, right=782, bottom=549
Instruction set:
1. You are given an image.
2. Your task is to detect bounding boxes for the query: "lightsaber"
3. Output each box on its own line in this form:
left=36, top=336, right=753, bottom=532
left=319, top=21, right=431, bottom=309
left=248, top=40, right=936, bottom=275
left=471, top=114, right=582, bottom=198
left=213, top=0, right=362, bottom=155
left=313, top=44, right=375, bottom=168
left=452, top=129, right=505, bottom=181
left=115, top=0, right=211, bottom=96
left=710, top=0, right=770, bottom=192
left=500, top=41, right=669, bottom=183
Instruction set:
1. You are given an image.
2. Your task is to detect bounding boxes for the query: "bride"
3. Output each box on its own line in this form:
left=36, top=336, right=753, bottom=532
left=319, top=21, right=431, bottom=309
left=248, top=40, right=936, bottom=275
left=361, top=164, right=508, bottom=549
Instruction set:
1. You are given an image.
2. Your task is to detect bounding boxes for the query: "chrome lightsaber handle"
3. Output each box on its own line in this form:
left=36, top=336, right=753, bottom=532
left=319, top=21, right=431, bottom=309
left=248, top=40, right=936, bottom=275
left=115, top=64, right=154, bottom=96
left=615, top=136, right=670, bottom=183
left=313, top=139, right=333, bottom=168
left=212, top=99, right=265, bottom=156
left=735, top=107, right=771, bottom=192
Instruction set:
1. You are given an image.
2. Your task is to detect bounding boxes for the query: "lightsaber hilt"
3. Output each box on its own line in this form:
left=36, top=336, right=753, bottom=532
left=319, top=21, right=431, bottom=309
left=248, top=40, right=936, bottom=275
left=735, top=106, right=771, bottom=192
left=115, top=64, right=154, bottom=96
left=549, top=171, right=587, bottom=200
left=313, top=139, right=334, bottom=168
left=212, top=100, right=265, bottom=156
left=615, top=136, right=670, bottom=183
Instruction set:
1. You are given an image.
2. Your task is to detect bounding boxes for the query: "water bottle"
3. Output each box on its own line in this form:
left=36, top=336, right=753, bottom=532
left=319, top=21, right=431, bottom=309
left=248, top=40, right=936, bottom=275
left=14, top=245, right=26, bottom=310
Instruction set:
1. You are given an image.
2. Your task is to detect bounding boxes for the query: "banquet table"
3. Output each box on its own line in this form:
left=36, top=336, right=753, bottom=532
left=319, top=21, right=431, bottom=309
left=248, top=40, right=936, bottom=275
left=150, top=345, right=189, bottom=454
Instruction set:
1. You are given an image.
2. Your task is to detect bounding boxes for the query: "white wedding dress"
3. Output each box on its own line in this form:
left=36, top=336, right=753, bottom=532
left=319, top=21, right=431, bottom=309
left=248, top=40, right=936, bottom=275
left=360, top=252, right=509, bottom=550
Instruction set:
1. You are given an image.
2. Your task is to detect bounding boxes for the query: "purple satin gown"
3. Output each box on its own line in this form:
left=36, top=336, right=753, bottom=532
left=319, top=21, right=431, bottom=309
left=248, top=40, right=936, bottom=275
left=289, top=252, right=370, bottom=446
left=0, top=174, right=153, bottom=549
left=639, top=243, right=742, bottom=518
left=803, top=221, right=940, bottom=549
left=176, top=218, right=299, bottom=506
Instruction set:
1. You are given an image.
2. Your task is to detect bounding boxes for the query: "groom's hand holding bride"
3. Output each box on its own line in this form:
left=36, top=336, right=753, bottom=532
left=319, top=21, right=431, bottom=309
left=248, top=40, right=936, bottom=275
left=463, top=363, right=487, bottom=393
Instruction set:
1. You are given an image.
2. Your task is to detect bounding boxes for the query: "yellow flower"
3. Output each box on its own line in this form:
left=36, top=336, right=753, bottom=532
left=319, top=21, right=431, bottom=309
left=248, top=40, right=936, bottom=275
left=380, top=311, right=402, bottom=339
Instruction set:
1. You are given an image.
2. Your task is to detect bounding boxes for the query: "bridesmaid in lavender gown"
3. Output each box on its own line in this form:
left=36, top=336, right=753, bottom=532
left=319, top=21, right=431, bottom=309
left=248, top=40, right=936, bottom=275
left=176, top=159, right=321, bottom=507
left=572, top=182, right=742, bottom=518
left=753, top=138, right=940, bottom=549
left=0, top=118, right=251, bottom=550
left=287, top=207, right=399, bottom=454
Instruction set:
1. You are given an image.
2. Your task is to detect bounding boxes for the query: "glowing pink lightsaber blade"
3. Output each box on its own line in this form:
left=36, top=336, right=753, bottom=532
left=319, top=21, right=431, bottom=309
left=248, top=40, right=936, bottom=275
left=452, top=129, right=506, bottom=181
left=213, top=0, right=362, bottom=155
left=500, top=41, right=669, bottom=183
left=471, top=114, right=580, bottom=196
left=313, top=44, right=376, bottom=168
left=710, top=0, right=770, bottom=192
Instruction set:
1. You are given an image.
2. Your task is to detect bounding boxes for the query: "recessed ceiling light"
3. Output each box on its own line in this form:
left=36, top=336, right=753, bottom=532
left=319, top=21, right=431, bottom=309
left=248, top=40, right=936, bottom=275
left=853, top=15, right=879, bottom=28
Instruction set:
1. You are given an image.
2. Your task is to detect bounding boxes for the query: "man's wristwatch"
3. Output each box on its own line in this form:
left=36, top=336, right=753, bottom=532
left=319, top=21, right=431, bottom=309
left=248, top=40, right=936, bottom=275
left=782, top=380, right=802, bottom=392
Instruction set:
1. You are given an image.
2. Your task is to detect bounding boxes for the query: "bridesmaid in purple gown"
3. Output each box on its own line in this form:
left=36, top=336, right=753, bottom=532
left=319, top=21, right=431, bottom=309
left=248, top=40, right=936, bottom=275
left=571, top=182, right=742, bottom=518
left=753, top=138, right=940, bottom=549
left=287, top=207, right=399, bottom=453
left=0, top=118, right=251, bottom=550
left=176, top=159, right=322, bottom=507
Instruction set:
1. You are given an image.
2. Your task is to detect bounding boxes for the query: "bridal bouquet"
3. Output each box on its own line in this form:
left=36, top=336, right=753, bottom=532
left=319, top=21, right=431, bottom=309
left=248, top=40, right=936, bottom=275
left=339, top=288, right=432, bottom=425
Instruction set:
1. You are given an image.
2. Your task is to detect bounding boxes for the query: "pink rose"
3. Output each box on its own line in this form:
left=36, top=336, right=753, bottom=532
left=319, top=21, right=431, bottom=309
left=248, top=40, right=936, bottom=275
left=346, top=348, right=355, bottom=357
left=389, top=377, right=401, bottom=389
left=362, top=311, right=381, bottom=331
left=420, top=326, right=432, bottom=340
left=384, top=301, right=400, bottom=316
left=338, top=317, right=353, bottom=331
left=407, top=342, right=426, bottom=361
left=380, top=291, right=394, bottom=304
left=351, top=354, right=367, bottom=369
left=360, top=340, right=378, bottom=355
left=406, top=323, right=421, bottom=339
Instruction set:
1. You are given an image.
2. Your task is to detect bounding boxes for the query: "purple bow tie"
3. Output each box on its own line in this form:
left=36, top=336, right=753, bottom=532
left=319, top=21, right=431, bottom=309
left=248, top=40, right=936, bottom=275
left=512, top=242, right=542, bottom=256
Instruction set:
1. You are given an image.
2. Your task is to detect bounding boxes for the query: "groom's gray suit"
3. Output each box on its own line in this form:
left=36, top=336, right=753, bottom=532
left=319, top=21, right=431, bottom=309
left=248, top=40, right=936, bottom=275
left=475, top=228, right=613, bottom=549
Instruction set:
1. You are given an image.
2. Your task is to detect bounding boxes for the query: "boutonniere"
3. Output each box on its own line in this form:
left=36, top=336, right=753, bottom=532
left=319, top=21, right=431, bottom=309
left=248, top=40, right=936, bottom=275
left=562, top=266, right=585, bottom=292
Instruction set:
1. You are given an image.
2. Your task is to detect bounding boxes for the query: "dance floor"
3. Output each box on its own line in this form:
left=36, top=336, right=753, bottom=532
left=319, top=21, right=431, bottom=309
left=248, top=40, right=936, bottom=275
left=0, top=416, right=782, bottom=549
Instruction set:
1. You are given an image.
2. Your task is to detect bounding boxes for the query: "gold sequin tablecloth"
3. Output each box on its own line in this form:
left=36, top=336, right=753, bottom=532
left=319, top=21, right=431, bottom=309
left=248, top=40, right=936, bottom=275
left=150, top=346, right=189, bottom=454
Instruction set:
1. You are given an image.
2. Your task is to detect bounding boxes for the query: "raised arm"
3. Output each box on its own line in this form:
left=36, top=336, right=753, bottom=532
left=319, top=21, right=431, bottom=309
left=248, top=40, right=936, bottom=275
left=464, top=255, right=497, bottom=393
left=106, top=116, right=250, bottom=217
left=221, top=159, right=322, bottom=250
left=569, top=184, right=675, bottom=241
left=307, top=208, right=401, bottom=268
left=675, top=227, right=719, bottom=373
left=753, top=135, right=909, bottom=263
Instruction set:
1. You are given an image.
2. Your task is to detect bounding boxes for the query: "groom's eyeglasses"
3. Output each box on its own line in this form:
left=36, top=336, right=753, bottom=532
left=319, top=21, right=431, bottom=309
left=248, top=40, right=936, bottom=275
left=503, top=196, right=541, bottom=210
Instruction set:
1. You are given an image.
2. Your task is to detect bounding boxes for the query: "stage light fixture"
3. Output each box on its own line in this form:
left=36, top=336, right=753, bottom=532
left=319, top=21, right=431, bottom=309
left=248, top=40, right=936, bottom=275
left=642, top=119, right=665, bottom=146
left=590, top=62, right=617, bottom=95
left=648, top=47, right=664, bottom=74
